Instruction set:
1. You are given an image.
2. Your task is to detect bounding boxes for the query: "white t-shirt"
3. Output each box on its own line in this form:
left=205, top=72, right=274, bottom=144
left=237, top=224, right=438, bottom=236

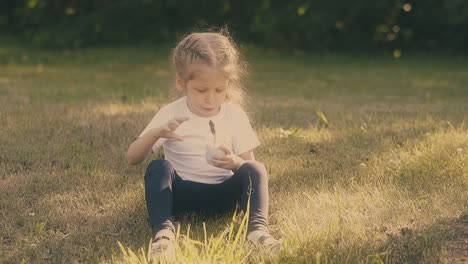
left=139, top=97, right=261, bottom=184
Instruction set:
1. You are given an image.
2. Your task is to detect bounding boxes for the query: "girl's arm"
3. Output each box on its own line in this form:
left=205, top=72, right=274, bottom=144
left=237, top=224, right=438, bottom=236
left=127, top=128, right=161, bottom=165
left=127, top=117, right=189, bottom=165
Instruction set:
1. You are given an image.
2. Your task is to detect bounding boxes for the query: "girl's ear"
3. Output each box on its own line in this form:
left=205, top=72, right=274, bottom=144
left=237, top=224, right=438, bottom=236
left=175, top=74, right=186, bottom=92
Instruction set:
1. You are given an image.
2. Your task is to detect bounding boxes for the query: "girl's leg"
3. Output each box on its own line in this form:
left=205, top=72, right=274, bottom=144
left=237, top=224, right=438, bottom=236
left=145, top=159, right=270, bottom=234
left=225, top=161, right=282, bottom=249
left=172, top=176, right=240, bottom=216
left=221, top=161, right=270, bottom=233
left=144, top=159, right=177, bottom=236
left=145, top=159, right=239, bottom=235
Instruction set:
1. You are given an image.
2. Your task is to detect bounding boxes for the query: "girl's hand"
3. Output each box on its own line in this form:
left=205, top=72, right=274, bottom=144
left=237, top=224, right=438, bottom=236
left=152, top=117, right=189, bottom=141
left=210, top=144, right=245, bottom=172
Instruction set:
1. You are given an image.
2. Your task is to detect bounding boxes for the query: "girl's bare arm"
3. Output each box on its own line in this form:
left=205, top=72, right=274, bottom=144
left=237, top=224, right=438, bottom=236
left=127, top=117, right=189, bottom=165
left=127, top=128, right=161, bottom=165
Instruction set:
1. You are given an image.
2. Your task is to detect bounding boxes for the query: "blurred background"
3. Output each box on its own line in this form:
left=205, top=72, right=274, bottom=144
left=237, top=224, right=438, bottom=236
left=1, top=0, right=467, bottom=54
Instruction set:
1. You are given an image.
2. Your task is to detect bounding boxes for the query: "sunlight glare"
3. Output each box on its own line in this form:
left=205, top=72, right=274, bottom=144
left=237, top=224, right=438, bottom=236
left=94, top=102, right=158, bottom=117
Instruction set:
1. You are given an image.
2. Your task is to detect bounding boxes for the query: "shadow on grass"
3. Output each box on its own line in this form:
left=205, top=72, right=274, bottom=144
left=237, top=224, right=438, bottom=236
left=261, top=124, right=438, bottom=192
left=378, top=212, right=468, bottom=263
left=277, top=212, right=467, bottom=263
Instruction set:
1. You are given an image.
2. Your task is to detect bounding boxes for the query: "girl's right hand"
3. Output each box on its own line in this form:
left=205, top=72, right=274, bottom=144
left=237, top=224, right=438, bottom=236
left=153, top=117, right=189, bottom=141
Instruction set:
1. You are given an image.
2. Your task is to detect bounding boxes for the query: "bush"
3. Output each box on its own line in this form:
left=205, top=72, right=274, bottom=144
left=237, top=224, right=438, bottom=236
left=2, top=0, right=467, bottom=51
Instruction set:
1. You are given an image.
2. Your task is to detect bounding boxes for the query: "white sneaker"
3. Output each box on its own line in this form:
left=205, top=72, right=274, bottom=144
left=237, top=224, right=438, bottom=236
left=247, top=230, right=283, bottom=251
left=151, top=229, right=176, bottom=260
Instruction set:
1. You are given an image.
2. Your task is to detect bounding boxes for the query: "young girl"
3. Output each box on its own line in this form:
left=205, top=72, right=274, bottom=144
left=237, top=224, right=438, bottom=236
left=127, top=30, right=281, bottom=258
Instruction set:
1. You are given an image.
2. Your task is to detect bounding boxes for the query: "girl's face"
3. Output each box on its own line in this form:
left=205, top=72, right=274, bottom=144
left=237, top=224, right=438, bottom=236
left=177, top=64, right=229, bottom=117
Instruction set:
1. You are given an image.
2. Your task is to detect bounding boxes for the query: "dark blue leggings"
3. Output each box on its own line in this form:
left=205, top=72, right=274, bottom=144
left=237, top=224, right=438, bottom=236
left=144, top=159, right=269, bottom=236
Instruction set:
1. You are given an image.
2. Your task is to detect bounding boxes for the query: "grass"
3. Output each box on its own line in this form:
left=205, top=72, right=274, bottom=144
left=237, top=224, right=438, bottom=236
left=0, top=39, right=467, bottom=263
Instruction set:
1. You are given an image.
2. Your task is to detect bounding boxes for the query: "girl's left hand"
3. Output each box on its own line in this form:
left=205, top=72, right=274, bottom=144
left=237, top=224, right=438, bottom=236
left=210, top=144, right=245, bottom=172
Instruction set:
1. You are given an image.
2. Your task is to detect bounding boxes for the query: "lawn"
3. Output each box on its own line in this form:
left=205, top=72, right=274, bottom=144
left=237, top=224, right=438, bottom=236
left=0, top=41, right=467, bottom=263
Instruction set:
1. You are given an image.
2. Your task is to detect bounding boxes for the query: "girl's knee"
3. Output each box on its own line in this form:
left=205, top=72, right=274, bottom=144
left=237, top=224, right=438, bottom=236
left=145, top=159, right=174, bottom=181
left=148, top=159, right=173, bottom=169
left=240, top=161, right=268, bottom=181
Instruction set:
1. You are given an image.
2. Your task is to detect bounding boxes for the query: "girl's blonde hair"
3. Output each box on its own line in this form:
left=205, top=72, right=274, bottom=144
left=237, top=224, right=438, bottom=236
left=171, top=28, right=248, bottom=109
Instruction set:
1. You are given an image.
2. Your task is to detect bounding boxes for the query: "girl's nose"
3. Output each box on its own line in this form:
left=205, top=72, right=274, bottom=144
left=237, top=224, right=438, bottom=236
left=205, top=92, right=214, bottom=103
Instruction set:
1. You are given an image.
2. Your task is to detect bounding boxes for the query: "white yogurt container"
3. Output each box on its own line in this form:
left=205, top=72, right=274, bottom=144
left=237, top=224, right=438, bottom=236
left=206, top=143, right=226, bottom=165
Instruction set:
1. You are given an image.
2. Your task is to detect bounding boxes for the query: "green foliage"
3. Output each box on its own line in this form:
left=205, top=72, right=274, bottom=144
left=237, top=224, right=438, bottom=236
left=1, top=0, right=467, bottom=51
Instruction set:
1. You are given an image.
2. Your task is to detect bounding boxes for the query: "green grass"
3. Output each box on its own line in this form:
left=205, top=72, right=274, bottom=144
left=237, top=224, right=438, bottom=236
left=0, top=40, right=467, bottom=263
